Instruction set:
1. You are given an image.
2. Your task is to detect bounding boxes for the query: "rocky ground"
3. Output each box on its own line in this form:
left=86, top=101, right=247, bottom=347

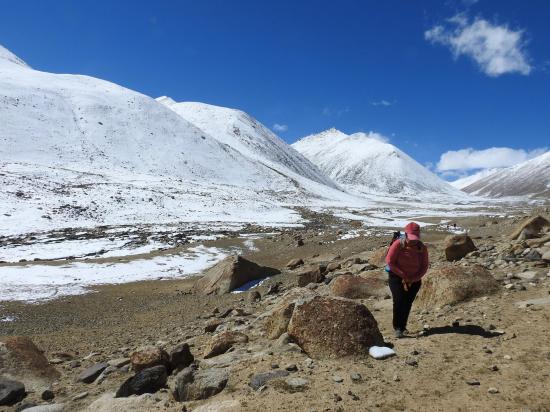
left=1, top=208, right=550, bottom=412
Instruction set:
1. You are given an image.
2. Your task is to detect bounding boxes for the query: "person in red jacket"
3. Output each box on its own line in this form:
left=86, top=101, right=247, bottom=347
left=385, top=222, right=429, bottom=338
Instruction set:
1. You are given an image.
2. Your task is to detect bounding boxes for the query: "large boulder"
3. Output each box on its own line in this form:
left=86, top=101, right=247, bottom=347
left=287, top=296, right=384, bottom=358
left=416, top=264, right=499, bottom=308
left=444, top=234, right=477, bottom=261
left=0, top=337, right=60, bottom=393
left=195, top=255, right=279, bottom=295
left=510, top=215, right=550, bottom=240
left=203, top=331, right=249, bottom=358
left=263, top=288, right=317, bottom=339
left=85, top=392, right=166, bottom=412
left=169, top=343, right=194, bottom=372
left=330, top=274, right=388, bottom=299
left=130, top=346, right=169, bottom=373
left=173, top=366, right=229, bottom=402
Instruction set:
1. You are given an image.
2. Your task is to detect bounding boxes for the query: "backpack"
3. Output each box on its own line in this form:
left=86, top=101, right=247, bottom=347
left=384, top=231, right=424, bottom=273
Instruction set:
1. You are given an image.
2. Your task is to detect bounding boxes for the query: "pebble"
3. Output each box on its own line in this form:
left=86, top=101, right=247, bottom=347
left=489, top=365, right=499, bottom=372
left=393, top=375, right=400, bottom=382
left=332, top=375, right=344, bottom=383
left=465, top=379, right=480, bottom=386
left=41, top=389, right=55, bottom=400
left=72, top=392, right=89, bottom=401
left=285, top=377, right=309, bottom=391
left=503, top=355, right=512, bottom=360
left=350, top=373, right=362, bottom=382
left=487, top=387, right=499, bottom=394
left=285, top=363, right=298, bottom=372
left=304, top=358, right=314, bottom=369
left=405, top=359, right=418, bottom=367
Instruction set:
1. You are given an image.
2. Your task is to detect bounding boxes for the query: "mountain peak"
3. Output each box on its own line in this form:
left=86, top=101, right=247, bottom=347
left=0, top=44, right=30, bottom=68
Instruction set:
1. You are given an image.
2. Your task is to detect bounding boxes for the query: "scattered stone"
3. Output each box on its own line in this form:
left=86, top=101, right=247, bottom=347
left=405, top=359, right=418, bottom=367
left=368, top=247, right=387, bottom=268
left=77, top=363, right=108, bottom=384
left=130, top=346, right=169, bottom=373
left=285, top=363, right=298, bottom=372
left=510, top=215, right=550, bottom=240
left=297, top=266, right=325, bottom=287
left=466, top=379, right=480, bottom=386
left=203, top=331, right=249, bottom=358
left=0, top=377, right=26, bottom=406
left=350, top=372, right=362, bottom=382
left=285, top=377, right=309, bottom=392
left=84, top=392, right=160, bottom=411
left=191, top=400, right=241, bottom=412
left=169, top=343, right=194, bottom=372
left=489, top=365, right=499, bottom=372
left=204, top=318, right=223, bottom=333
left=72, top=391, right=89, bottom=401
left=444, top=234, right=477, bottom=261
left=286, top=258, right=304, bottom=269
left=41, top=389, right=54, bottom=401
left=332, top=375, right=344, bottom=383
left=326, top=262, right=341, bottom=272
left=115, top=365, right=168, bottom=398
left=487, top=387, right=499, bottom=394
left=173, top=366, right=229, bottom=401
left=23, top=404, right=65, bottom=412
left=249, top=370, right=290, bottom=390
left=248, top=290, right=261, bottom=303
left=288, top=296, right=384, bottom=358
left=393, top=375, right=400, bottom=382
left=107, top=358, right=130, bottom=368
left=195, top=255, right=279, bottom=295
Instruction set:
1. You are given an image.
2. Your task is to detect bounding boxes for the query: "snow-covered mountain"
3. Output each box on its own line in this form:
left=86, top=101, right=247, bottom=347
left=460, top=151, right=550, bottom=198
left=449, top=168, right=500, bottom=190
left=156, top=98, right=337, bottom=189
left=0, top=45, right=355, bottom=235
left=292, top=128, right=464, bottom=198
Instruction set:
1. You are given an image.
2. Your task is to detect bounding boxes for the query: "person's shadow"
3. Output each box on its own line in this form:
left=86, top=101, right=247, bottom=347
left=421, top=325, right=503, bottom=338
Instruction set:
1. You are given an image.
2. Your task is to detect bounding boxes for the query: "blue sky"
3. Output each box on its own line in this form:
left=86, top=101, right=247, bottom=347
left=1, top=0, right=548, bottom=179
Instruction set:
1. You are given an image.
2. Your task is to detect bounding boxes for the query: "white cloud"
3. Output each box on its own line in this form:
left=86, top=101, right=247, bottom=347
left=425, top=14, right=532, bottom=76
left=272, top=123, right=288, bottom=132
left=352, top=131, right=390, bottom=143
left=371, top=100, right=393, bottom=107
left=437, top=147, right=546, bottom=171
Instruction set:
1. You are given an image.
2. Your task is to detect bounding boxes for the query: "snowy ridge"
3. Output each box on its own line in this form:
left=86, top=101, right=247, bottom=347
left=0, top=45, right=361, bottom=236
left=450, top=168, right=501, bottom=190
left=292, top=128, right=465, bottom=198
left=461, top=151, right=550, bottom=198
left=156, top=99, right=338, bottom=189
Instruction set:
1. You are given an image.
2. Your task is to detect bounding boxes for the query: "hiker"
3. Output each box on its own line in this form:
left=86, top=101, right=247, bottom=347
left=385, top=222, right=429, bottom=338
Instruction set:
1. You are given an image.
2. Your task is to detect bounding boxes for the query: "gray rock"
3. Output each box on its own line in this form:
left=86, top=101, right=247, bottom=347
left=41, top=389, right=54, bottom=401
left=169, top=343, right=194, bottom=372
left=332, top=375, right=344, bottom=383
left=107, top=358, right=130, bottom=368
left=350, top=373, right=362, bottom=382
left=22, top=405, right=65, bottom=412
left=517, top=271, right=538, bottom=280
left=173, top=366, right=229, bottom=401
left=115, top=365, right=168, bottom=398
left=72, top=391, right=89, bottom=401
left=249, top=370, right=289, bottom=390
left=0, top=377, right=26, bottom=406
left=77, top=362, right=108, bottom=384
left=285, top=377, right=309, bottom=391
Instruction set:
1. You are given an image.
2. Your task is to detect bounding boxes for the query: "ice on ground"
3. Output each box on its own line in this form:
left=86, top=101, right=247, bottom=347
left=231, top=278, right=268, bottom=293
left=0, top=315, right=16, bottom=322
left=369, top=346, right=396, bottom=360
left=0, top=245, right=227, bottom=303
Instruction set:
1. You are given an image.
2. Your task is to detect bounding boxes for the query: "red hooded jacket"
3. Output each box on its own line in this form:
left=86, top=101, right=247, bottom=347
left=385, top=239, right=429, bottom=282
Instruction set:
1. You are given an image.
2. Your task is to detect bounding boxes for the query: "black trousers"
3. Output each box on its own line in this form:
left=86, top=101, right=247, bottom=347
left=388, top=272, right=421, bottom=331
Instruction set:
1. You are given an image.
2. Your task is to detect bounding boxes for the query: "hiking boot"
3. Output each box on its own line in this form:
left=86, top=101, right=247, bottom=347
left=394, top=329, right=404, bottom=339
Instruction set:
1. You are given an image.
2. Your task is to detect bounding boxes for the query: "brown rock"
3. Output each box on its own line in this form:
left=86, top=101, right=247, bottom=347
left=326, top=262, right=341, bottom=272
left=286, top=258, right=304, bottom=269
left=195, top=255, right=279, bottom=295
left=204, top=319, right=223, bottom=333
left=330, top=275, right=388, bottom=299
left=203, top=331, right=249, bottom=358
left=130, top=346, right=169, bottom=373
left=0, top=336, right=60, bottom=392
left=297, top=266, right=325, bottom=287
left=444, top=234, right=477, bottom=261
left=368, top=247, right=388, bottom=268
left=263, top=288, right=317, bottom=339
left=287, top=296, right=384, bottom=358
left=416, top=264, right=499, bottom=308
left=510, top=215, right=550, bottom=240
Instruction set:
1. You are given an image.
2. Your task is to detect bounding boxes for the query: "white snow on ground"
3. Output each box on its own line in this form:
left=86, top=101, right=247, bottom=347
left=0, top=316, right=16, bottom=322
left=0, top=245, right=227, bottom=303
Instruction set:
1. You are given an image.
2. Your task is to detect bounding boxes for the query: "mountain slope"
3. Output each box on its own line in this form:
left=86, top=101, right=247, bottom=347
left=0, top=45, right=356, bottom=235
left=292, top=128, right=464, bottom=197
left=450, top=168, right=500, bottom=190
left=156, top=98, right=337, bottom=189
left=461, top=151, right=550, bottom=198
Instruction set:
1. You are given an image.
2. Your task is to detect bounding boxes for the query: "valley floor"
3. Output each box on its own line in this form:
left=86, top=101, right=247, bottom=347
left=1, top=207, right=550, bottom=411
